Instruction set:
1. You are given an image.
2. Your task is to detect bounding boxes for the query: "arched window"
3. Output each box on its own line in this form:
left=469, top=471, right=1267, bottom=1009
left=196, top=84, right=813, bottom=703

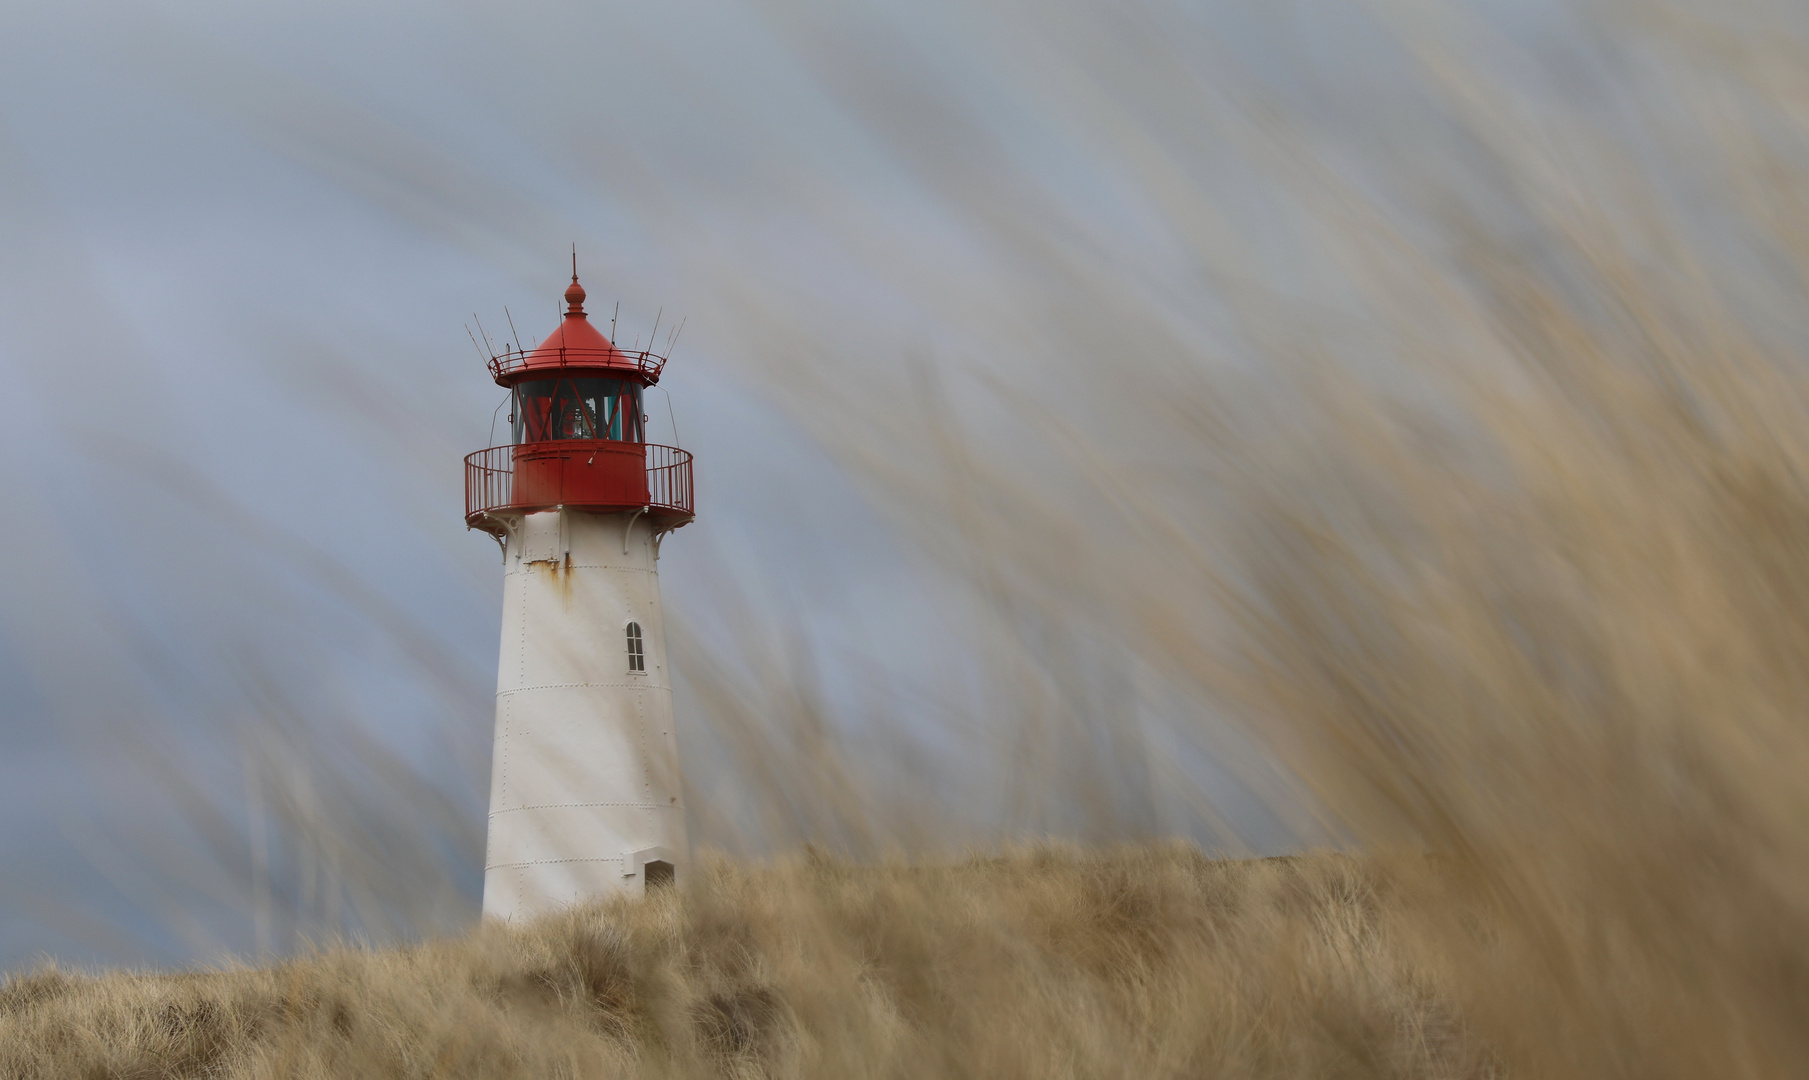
left=626, top=622, right=645, bottom=672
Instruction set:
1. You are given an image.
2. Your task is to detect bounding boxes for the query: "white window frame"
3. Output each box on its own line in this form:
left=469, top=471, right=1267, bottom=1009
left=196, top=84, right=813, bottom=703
left=625, top=620, right=647, bottom=674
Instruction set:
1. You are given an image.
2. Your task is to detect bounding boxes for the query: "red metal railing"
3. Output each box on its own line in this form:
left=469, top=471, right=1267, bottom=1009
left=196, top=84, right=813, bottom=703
left=465, top=446, right=515, bottom=522
left=487, top=345, right=668, bottom=383
left=464, top=442, right=693, bottom=528
left=644, top=443, right=693, bottom=515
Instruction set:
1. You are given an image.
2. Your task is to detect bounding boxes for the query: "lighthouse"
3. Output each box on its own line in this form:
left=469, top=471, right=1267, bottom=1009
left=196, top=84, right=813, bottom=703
left=464, top=268, right=693, bottom=919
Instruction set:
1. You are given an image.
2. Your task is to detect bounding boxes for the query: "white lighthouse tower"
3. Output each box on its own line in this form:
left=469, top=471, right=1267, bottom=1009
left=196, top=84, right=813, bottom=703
left=464, top=269, right=694, bottom=920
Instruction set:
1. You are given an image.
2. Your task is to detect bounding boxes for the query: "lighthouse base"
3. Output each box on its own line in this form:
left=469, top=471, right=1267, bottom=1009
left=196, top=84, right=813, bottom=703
left=484, top=831, right=686, bottom=915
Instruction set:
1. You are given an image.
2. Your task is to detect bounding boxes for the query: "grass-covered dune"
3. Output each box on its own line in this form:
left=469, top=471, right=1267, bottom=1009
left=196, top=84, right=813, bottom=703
left=1, top=846, right=1488, bottom=1080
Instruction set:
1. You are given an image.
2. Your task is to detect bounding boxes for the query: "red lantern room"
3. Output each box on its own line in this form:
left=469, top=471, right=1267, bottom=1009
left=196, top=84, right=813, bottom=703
left=464, top=273, right=694, bottom=537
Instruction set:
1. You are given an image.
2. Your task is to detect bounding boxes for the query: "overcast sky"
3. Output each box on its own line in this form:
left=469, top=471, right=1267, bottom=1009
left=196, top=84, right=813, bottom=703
left=0, top=0, right=1682, bottom=969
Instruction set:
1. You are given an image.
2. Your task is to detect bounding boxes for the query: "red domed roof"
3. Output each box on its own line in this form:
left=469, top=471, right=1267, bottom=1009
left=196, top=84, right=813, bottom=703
left=488, top=275, right=667, bottom=386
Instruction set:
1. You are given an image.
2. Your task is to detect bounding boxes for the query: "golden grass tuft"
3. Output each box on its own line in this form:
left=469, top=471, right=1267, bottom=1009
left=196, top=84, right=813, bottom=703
left=0, top=846, right=1496, bottom=1080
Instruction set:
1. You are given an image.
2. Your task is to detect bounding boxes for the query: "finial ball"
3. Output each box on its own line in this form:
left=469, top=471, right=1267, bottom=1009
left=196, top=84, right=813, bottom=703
left=565, top=280, right=586, bottom=311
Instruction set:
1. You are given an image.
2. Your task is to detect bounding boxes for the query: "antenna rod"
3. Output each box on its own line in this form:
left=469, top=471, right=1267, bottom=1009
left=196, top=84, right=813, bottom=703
left=647, top=307, right=662, bottom=355
left=572, top=242, right=578, bottom=282
left=612, top=301, right=619, bottom=343
left=465, top=324, right=488, bottom=362
left=504, top=306, right=525, bottom=354
left=473, top=313, right=497, bottom=355
left=659, top=384, right=681, bottom=446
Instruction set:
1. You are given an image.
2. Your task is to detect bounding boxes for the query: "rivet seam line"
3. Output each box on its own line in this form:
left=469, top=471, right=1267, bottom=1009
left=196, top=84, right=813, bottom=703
left=489, top=802, right=677, bottom=814
left=502, top=565, right=657, bottom=577
left=486, top=857, right=643, bottom=870
left=497, top=681, right=669, bottom=695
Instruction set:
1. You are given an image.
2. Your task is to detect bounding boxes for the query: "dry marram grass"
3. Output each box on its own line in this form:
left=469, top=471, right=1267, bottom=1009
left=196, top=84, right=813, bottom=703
left=0, top=847, right=1493, bottom=1080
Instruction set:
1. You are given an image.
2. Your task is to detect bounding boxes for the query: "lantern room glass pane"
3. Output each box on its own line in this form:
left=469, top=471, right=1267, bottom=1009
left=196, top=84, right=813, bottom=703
left=512, top=378, right=643, bottom=443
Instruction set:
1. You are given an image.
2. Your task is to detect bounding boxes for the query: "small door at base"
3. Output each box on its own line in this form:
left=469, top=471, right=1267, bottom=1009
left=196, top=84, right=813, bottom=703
left=643, top=860, right=676, bottom=890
